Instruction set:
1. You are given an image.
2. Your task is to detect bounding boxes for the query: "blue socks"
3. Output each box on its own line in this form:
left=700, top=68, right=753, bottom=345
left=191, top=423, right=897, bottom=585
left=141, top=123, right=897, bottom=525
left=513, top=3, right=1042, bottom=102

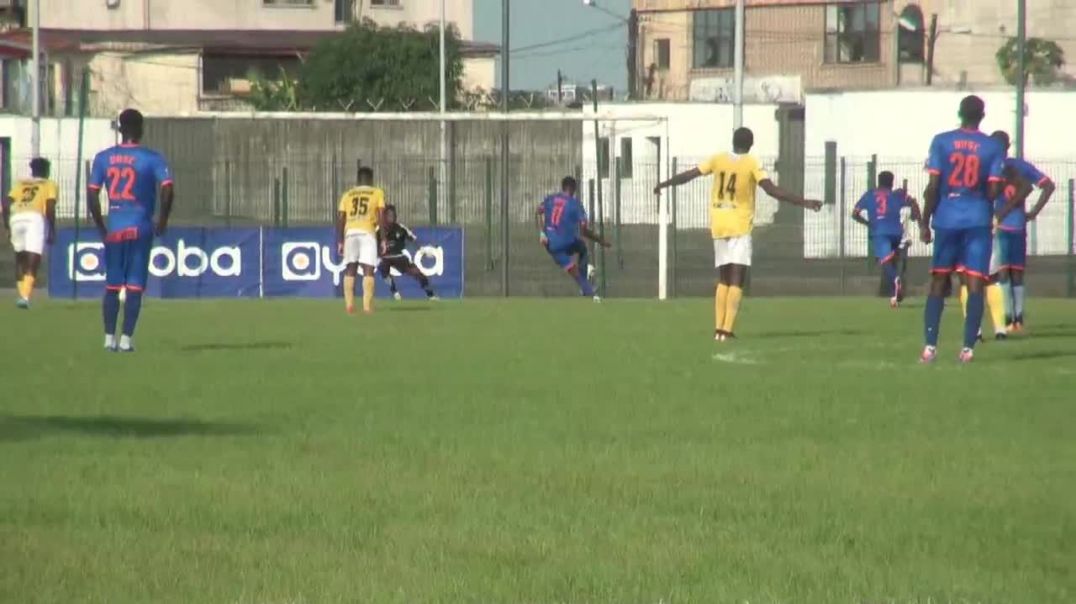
left=883, top=263, right=899, bottom=295
left=574, top=270, right=595, bottom=297
left=122, top=291, right=143, bottom=337
left=924, top=295, right=944, bottom=347
left=964, top=291, right=984, bottom=349
left=103, top=290, right=120, bottom=336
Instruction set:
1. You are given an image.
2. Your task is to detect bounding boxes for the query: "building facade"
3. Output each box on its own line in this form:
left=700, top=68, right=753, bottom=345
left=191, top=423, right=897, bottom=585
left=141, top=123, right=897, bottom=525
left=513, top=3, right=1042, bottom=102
left=0, top=0, right=493, bottom=116
left=635, top=0, right=1076, bottom=102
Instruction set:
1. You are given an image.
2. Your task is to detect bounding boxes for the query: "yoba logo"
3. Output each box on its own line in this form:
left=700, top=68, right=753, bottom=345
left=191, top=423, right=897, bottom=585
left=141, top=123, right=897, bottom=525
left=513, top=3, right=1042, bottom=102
left=67, top=240, right=242, bottom=282
left=281, top=242, right=347, bottom=285
left=387, top=247, right=446, bottom=278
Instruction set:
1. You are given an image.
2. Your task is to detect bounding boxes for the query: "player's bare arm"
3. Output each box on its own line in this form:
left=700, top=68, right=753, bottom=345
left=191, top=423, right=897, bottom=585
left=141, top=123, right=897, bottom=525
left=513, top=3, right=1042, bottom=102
left=1026, top=177, right=1056, bottom=221
left=155, top=183, right=174, bottom=237
left=851, top=208, right=870, bottom=227
left=335, top=210, right=347, bottom=256
left=653, top=168, right=701, bottom=194
left=45, top=196, right=57, bottom=244
left=995, top=175, right=1033, bottom=223
left=920, top=174, right=940, bottom=244
left=581, top=224, right=611, bottom=248
left=759, top=179, right=823, bottom=211
left=906, top=197, right=923, bottom=222
left=535, top=205, right=548, bottom=244
left=87, top=187, right=107, bottom=239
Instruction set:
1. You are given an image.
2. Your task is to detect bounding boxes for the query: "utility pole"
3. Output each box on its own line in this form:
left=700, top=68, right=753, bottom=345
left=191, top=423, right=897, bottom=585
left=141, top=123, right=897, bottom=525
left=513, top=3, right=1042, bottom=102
left=626, top=9, right=638, bottom=99
left=439, top=0, right=448, bottom=219
left=1015, top=0, right=1027, bottom=159
left=500, top=0, right=510, bottom=296
left=30, top=0, right=40, bottom=158
left=733, top=0, right=745, bottom=128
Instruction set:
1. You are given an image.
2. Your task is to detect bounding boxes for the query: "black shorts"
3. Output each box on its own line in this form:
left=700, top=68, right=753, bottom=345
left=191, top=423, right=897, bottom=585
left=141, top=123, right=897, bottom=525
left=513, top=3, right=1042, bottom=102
left=378, top=256, right=413, bottom=276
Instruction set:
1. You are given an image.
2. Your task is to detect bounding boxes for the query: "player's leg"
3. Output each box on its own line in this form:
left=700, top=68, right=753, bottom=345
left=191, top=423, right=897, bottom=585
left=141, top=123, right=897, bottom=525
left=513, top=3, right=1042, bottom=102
left=102, top=240, right=126, bottom=350
left=957, top=227, right=993, bottom=361
left=359, top=233, right=378, bottom=313
left=22, top=252, right=42, bottom=303
left=922, top=229, right=959, bottom=362
left=377, top=259, right=399, bottom=300
left=722, top=261, right=748, bottom=338
left=343, top=233, right=360, bottom=313
left=713, top=239, right=729, bottom=338
left=876, top=236, right=900, bottom=306
left=18, top=216, right=45, bottom=304
left=403, top=262, right=437, bottom=299
left=118, top=235, right=152, bottom=352
left=1006, top=231, right=1028, bottom=330
left=568, top=239, right=595, bottom=298
left=13, top=251, right=28, bottom=304
left=983, top=240, right=1007, bottom=339
left=897, top=242, right=910, bottom=301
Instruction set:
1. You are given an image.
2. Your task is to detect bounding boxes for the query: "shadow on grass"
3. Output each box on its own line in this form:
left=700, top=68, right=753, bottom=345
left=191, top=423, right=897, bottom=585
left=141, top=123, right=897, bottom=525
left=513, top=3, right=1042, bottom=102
left=1009, top=350, right=1076, bottom=361
left=179, top=341, right=293, bottom=352
left=385, top=306, right=434, bottom=313
left=756, top=329, right=865, bottom=338
left=0, top=414, right=257, bottom=442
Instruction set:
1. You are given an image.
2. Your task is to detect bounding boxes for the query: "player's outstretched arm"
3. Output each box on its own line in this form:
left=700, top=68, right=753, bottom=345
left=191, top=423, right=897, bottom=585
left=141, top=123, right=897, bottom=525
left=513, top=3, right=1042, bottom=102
left=653, top=168, right=702, bottom=194
left=759, top=179, right=823, bottom=211
left=155, top=183, right=174, bottom=237
left=1027, top=177, right=1056, bottom=221
left=535, top=205, right=548, bottom=245
left=906, top=196, right=923, bottom=222
left=581, top=224, right=611, bottom=248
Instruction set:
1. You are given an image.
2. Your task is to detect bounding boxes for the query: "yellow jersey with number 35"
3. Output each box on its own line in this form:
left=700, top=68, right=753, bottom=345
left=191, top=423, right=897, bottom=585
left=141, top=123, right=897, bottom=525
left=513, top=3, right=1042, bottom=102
left=338, top=186, right=385, bottom=234
left=698, top=153, right=768, bottom=239
left=7, top=178, right=58, bottom=216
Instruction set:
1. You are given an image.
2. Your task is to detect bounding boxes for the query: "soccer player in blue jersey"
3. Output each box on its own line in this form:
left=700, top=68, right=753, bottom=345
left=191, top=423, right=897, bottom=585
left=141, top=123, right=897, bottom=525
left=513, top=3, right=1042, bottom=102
left=851, top=171, right=921, bottom=308
left=88, top=109, right=174, bottom=352
left=536, top=176, right=609, bottom=300
left=989, top=130, right=1055, bottom=332
left=919, top=96, right=1021, bottom=364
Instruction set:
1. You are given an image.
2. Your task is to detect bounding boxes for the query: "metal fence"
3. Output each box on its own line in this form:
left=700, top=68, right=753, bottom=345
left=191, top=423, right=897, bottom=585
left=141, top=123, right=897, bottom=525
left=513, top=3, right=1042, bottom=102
left=18, top=149, right=1076, bottom=299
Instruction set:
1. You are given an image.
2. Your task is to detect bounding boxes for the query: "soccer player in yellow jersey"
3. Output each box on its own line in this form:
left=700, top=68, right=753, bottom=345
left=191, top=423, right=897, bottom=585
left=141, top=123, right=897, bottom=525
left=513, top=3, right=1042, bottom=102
left=654, top=128, right=822, bottom=340
left=336, top=166, right=386, bottom=315
left=2, top=158, right=57, bottom=308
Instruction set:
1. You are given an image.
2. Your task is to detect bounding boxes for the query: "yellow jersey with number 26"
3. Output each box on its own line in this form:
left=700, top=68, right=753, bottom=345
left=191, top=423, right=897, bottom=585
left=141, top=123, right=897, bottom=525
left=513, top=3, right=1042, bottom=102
left=697, top=153, right=768, bottom=239
left=8, top=178, right=58, bottom=216
left=338, top=186, right=386, bottom=234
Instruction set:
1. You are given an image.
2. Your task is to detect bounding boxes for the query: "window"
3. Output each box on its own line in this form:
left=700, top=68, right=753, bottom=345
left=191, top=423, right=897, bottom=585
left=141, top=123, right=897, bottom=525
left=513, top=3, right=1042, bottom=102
left=263, top=0, right=313, bottom=6
left=898, top=4, right=925, bottom=63
left=201, top=54, right=300, bottom=95
left=370, top=0, right=402, bottom=6
left=335, top=0, right=354, bottom=23
left=619, top=138, right=633, bottom=179
left=693, top=9, right=734, bottom=69
left=825, top=2, right=881, bottom=64
left=598, top=137, right=610, bottom=178
left=654, top=38, right=670, bottom=70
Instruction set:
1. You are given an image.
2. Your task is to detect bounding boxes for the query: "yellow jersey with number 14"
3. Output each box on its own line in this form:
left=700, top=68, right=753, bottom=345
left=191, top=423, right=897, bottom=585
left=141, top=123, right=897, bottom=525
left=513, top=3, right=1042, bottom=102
left=7, top=178, right=58, bottom=216
left=338, top=186, right=386, bottom=234
left=698, top=153, right=768, bottom=239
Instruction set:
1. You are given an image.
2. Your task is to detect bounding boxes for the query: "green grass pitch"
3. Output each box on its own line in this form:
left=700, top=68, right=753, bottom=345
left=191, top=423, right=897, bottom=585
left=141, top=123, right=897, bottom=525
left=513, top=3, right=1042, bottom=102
left=2, top=296, right=1074, bottom=603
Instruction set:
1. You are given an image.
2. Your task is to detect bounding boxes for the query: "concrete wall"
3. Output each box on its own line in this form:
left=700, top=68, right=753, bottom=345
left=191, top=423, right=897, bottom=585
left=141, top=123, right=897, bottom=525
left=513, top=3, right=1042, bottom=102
left=461, top=56, right=496, bottom=92
left=359, top=0, right=474, bottom=40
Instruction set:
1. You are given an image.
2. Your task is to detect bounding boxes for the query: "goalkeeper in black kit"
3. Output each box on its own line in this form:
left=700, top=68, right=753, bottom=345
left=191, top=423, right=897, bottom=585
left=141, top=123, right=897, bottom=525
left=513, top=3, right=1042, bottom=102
left=377, top=205, right=438, bottom=301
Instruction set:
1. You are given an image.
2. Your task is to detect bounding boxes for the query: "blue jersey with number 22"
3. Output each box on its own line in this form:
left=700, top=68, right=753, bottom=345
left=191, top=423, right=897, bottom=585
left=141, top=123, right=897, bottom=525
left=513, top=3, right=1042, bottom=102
left=89, top=144, right=173, bottom=234
left=925, top=128, right=1004, bottom=230
left=541, top=193, right=587, bottom=248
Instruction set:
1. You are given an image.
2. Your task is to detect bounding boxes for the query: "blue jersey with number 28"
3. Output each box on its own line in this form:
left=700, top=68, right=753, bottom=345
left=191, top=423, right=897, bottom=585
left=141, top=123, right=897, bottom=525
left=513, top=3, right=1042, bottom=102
left=926, top=128, right=1004, bottom=230
left=89, top=144, right=173, bottom=234
left=541, top=193, right=587, bottom=248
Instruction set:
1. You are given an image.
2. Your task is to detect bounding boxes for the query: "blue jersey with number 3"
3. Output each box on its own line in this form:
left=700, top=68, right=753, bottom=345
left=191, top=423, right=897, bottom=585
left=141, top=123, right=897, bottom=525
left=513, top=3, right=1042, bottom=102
left=89, top=144, right=173, bottom=234
left=854, top=188, right=909, bottom=237
left=926, top=129, right=1004, bottom=229
left=541, top=193, right=587, bottom=248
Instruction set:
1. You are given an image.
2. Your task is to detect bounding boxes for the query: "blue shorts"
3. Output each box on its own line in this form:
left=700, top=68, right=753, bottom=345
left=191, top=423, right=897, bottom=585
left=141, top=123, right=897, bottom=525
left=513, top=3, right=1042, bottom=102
left=932, top=226, right=992, bottom=279
left=546, top=238, right=588, bottom=270
left=871, top=234, right=902, bottom=263
left=997, top=229, right=1027, bottom=271
left=105, top=228, right=153, bottom=292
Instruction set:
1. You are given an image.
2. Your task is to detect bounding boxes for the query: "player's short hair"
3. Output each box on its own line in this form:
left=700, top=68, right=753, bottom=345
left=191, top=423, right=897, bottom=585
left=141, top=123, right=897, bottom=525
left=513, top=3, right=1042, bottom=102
left=990, top=130, right=1011, bottom=150
left=958, top=95, right=985, bottom=125
left=29, top=157, right=50, bottom=178
left=118, top=108, right=144, bottom=139
left=878, top=171, right=894, bottom=189
left=357, top=166, right=374, bottom=183
left=561, top=176, right=578, bottom=193
left=732, top=127, right=754, bottom=152
left=384, top=204, right=397, bottom=217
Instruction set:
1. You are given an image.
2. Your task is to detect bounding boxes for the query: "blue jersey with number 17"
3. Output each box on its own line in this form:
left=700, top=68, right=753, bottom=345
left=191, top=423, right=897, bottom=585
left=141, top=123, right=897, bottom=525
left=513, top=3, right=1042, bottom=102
left=541, top=193, right=587, bottom=248
left=926, top=128, right=1004, bottom=230
left=89, top=144, right=173, bottom=234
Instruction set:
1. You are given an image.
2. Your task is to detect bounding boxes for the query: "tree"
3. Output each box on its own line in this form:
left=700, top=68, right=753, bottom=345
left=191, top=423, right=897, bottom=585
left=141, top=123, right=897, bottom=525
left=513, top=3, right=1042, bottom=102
left=298, top=20, right=464, bottom=111
left=248, top=66, right=299, bottom=111
left=996, top=37, right=1065, bottom=86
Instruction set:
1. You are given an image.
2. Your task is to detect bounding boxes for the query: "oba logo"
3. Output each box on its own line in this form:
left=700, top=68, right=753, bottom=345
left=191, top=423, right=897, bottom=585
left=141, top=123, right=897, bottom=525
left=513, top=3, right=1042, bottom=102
left=280, top=242, right=347, bottom=285
left=67, top=240, right=242, bottom=281
left=387, top=247, right=446, bottom=278
left=149, top=240, right=242, bottom=278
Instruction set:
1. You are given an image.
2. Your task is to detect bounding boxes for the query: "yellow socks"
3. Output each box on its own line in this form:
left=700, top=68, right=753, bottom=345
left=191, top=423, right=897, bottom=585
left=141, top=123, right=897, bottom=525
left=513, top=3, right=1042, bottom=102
left=722, top=285, right=743, bottom=334
left=986, top=283, right=1006, bottom=334
left=959, top=285, right=968, bottom=319
left=16, top=276, right=27, bottom=300
left=23, top=275, right=34, bottom=300
left=343, top=275, right=356, bottom=311
left=362, top=276, right=375, bottom=313
left=715, top=284, right=729, bottom=332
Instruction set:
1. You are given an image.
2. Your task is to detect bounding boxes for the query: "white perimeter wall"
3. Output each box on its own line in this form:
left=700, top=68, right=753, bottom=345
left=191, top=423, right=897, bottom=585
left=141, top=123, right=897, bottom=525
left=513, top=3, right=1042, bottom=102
left=805, top=90, right=1076, bottom=258
left=0, top=117, right=118, bottom=218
